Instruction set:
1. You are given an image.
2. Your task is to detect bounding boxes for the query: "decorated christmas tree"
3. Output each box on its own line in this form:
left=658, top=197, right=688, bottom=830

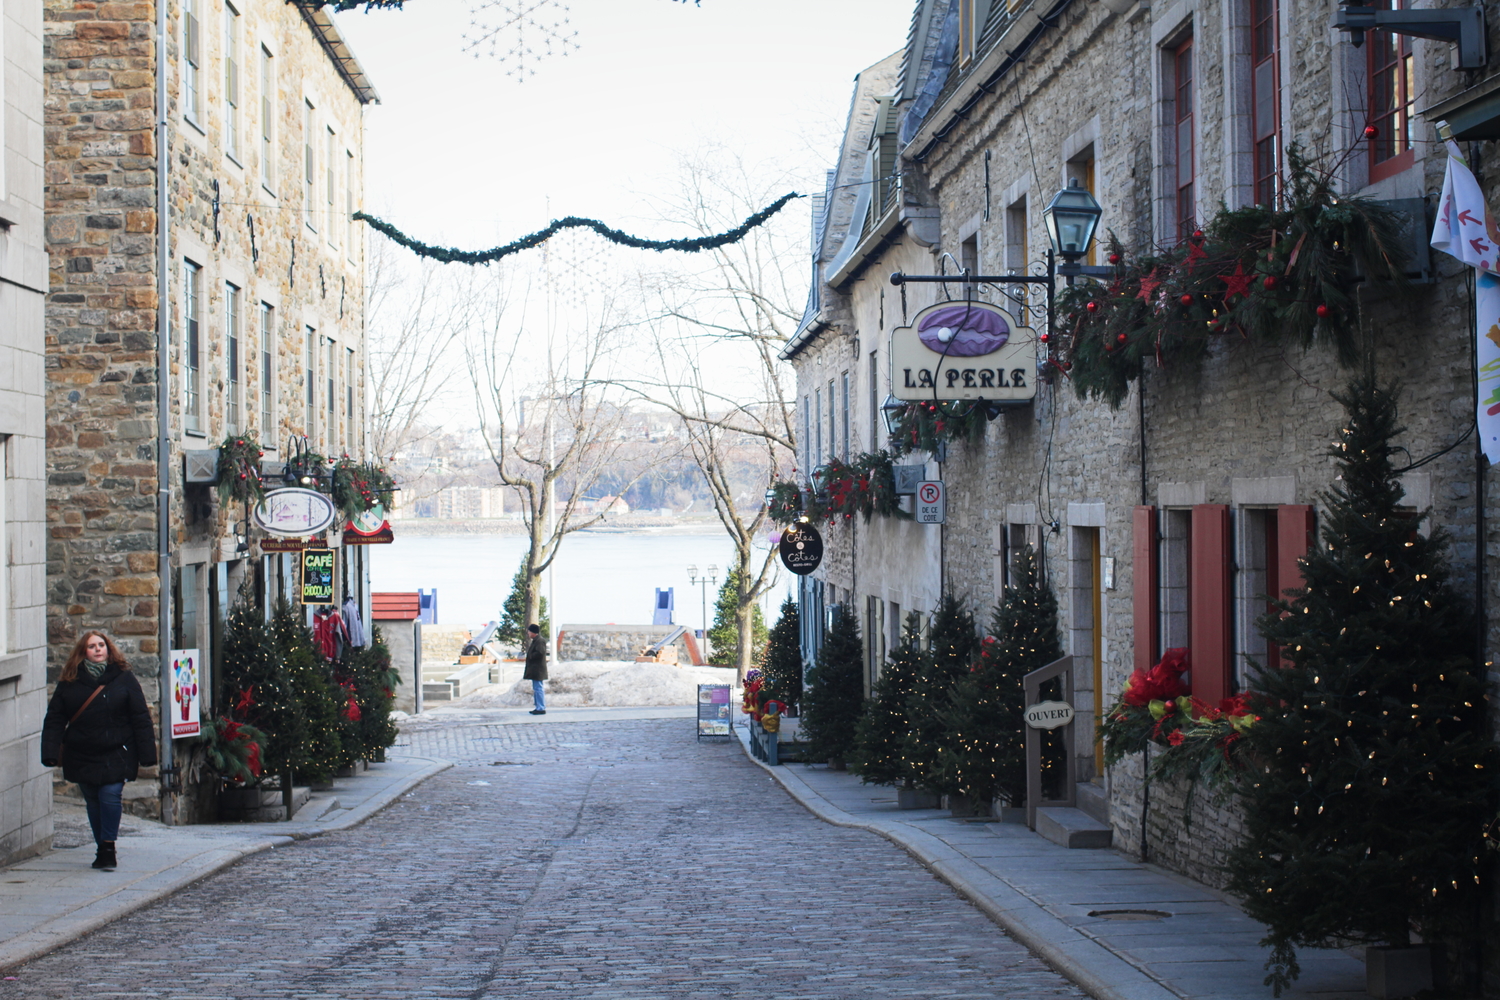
left=344, top=626, right=401, bottom=760
left=270, top=601, right=353, bottom=780
left=1224, top=378, right=1499, bottom=995
left=799, top=603, right=866, bottom=764
left=903, top=595, right=978, bottom=795
left=708, top=568, right=768, bottom=667
left=760, top=598, right=802, bottom=710
left=221, top=600, right=307, bottom=780
left=497, top=557, right=549, bottom=651
left=936, top=545, right=1061, bottom=807
left=850, top=611, right=929, bottom=786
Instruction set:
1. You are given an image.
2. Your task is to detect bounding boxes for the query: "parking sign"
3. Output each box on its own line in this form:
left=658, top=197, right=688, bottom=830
left=916, top=480, right=946, bottom=524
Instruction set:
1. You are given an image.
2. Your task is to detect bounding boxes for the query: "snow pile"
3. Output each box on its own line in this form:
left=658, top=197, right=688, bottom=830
left=448, top=659, right=738, bottom=709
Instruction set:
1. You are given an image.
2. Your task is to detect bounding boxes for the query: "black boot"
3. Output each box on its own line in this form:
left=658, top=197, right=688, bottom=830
left=91, top=842, right=116, bottom=870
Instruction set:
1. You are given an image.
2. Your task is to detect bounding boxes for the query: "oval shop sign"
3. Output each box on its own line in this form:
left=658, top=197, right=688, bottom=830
left=778, top=523, right=824, bottom=576
left=253, top=487, right=337, bottom=538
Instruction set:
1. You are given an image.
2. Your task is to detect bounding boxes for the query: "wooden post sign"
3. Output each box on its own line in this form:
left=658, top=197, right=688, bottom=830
left=1023, top=655, right=1078, bottom=831
left=299, top=547, right=336, bottom=605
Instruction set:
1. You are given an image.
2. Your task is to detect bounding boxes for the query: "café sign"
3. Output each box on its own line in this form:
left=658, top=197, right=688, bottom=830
left=253, top=488, right=337, bottom=538
left=890, top=300, right=1037, bottom=405
left=778, top=523, right=824, bottom=576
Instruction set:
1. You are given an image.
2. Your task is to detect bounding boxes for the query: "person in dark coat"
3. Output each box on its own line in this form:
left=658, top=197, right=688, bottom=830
left=523, top=623, right=548, bottom=715
left=41, top=631, right=159, bottom=870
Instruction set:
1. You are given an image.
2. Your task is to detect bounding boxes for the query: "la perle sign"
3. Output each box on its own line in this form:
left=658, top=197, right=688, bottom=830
left=889, top=300, right=1037, bottom=405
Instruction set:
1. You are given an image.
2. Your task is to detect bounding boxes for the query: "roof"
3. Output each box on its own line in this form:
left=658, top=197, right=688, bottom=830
left=371, top=592, right=420, bottom=619
left=290, top=1, right=381, bottom=105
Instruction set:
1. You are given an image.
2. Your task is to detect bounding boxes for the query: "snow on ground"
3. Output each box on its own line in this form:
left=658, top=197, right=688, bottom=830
left=448, top=660, right=739, bottom=709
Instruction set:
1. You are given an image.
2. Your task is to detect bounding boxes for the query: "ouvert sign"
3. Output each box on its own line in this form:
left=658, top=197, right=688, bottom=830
left=890, top=300, right=1037, bottom=405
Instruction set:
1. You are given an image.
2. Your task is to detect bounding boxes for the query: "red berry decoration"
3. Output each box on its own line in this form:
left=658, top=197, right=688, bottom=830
left=1364, top=125, right=1378, bottom=139
left=1108, top=253, right=1121, bottom=265
left=1180, top=293, right=1194, bottom=306
left=1086, top=301, right=1099, bottom=313
left=1117, top=333, right=1128, bottom=343
left=1316, top=304, right=1331, bottom=318
left=1104, top=343, right=1114, bottom=352
left=1263, top=276, right=1278, bottom=290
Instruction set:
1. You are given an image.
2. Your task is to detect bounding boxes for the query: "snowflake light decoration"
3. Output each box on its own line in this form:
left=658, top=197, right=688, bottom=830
left=464, top=0, right=580, bottom=81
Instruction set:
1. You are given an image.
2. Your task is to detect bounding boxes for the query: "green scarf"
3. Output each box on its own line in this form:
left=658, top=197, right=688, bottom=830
left=82, top=659, right=106, bottom=681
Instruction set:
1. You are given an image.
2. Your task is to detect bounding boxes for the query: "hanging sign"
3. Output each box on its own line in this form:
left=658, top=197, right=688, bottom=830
left=254, top=488, right=337, bottom=538
left=258, top=536, right=312, bottom=553
left=890, top=300, right=1037, bottom=405
left=300, top=547, right=336, bottom=605
left=342, top=504, right=394, bottom=545
left=778, top=523, right=824, bottom=576
left=1024, top=700, right=1075, bottom=730
left=169, top=649, right=201, bottom=739
left=916, top=480, right=946, bottom=524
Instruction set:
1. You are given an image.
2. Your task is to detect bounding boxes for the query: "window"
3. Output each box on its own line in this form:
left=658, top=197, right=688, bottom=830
left=1250, top=0, right=1279, bottom=205
left=960, top=232, right=980, bottom=294
left=183, top=0, right=202, bottom=123
left=183, top=260, right=202, bottom=433
left=1368, top=0, right=1415, bottom=182
left=814, top=388, right=822, bottom=468
left=959, top=0, right=988, bottom=66
left=305, top=326, right=316, bottom=435
left=304, top=100, right=316, bottom=231
left=345, top=151, right=355, bottom=254
left=326, top=127, right=337, bottom=248
left=1066, top=149, right=1097, bottom=264
left=1005, top=197, right=1028, bottom=273
left=224, top=4, right=240, bottom=160
left=225, top=282, right=241, bottom=433
left=1172, top=36, right=1196, bottom=240
left=0, top=437, right=7, bottom=653
left=840, top=371, right=850, bottom=460
left=803, top=395, right=811, bottom=470
left=827, top=380, right=836, bottom=463
left=259, top=303, right=274, bottom=434
left=259, top=46, right=274, bottom=190
left=173, top=563, right=200, bottom=651
left=1159, top=508, right=1192, bottom=650
left=1235, top=505, right=1313, bottom=684
left=327, top=338, right=338, bottom=448
left=868, top=350, right=880, bottom=451
left=346, top=346, right=355, bottom=448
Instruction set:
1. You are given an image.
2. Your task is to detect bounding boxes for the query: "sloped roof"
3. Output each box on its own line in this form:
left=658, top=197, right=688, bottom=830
left=372, top=592, right=420, bottom=619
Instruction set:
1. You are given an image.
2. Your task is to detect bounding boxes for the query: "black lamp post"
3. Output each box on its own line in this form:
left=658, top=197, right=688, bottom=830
left=687, top=563, right=718, bottom=637
left=1043, top=179, right=1104, bottom=280
left=880, top=394, right=906, bottom=436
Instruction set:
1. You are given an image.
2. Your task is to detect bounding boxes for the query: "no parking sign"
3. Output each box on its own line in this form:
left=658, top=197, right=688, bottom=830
left=916, top=481, right=946, bottom=524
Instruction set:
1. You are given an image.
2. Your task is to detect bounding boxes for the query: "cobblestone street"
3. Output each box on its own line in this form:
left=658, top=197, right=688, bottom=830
left=1, top=714, right=1089, bottom=999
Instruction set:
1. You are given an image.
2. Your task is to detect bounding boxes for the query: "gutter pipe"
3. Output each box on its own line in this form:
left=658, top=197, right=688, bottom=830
left=155, top=0, right=174, bottom=825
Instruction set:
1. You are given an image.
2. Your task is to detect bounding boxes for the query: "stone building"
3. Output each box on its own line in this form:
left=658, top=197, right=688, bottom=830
left=788, top=0, right=1495, bottom=921
left=0, top=0, right=51, bottom=866
left=44, top=0, right=376, bottom=822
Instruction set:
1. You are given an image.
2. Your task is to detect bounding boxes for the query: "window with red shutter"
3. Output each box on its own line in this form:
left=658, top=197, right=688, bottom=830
left=1133, top=506, right=1159, bottom=672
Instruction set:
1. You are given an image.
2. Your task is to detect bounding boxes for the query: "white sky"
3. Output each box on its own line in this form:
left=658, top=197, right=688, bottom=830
left=333, top=0, right=913, bottom=262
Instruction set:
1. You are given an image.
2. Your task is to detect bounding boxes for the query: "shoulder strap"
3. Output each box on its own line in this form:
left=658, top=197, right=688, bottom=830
left=68, top=683, right=106, bottom=726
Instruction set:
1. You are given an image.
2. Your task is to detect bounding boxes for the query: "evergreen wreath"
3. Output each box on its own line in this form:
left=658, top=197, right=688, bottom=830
left=354, top=192, right=801, bottom=266
left=217, top=434, right=268, bottom=507
left=886, top=399, right=988, bottom=456
left=1054, top=145, right=1410, bottom=408
left=195, top=717, right=266, bottom=785
left=766, top=451, right=911, bottom=525
left=331, top=457, right=396, bottom=520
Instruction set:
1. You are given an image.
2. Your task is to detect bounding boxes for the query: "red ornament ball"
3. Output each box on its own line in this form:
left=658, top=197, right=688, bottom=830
left=1108, top=253, right=1121, bottom=265
left=1117, top=333, right=1128, bottom=343
left=1180, top=293, right=1194, bottom=306
left=1104, top=343, right=1114, bottom=352
left=1316, top=304, right=1331, bottom=318
left=1263, top=276, right=1278, bottom=290
left=1039, top=332, right=1050, bottom=343
left=238, top=472, right=247, bottom=480
left=1086, top=301, right=1099, bottom=313
left=1192, top=230, right=1204, bottom=239
left=1363, top=125, right=1378, bottom=139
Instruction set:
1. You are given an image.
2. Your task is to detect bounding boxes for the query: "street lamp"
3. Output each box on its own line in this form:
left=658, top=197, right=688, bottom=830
left=880, top=394, right=907, bottom=436
left=1042, top=179, right=1103, bottom=263
left=687, top=563, right=718, bottom=638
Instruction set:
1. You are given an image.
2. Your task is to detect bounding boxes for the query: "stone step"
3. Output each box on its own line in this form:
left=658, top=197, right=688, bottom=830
left=1076, top=780, right=1109, bottom=825
left=1035, top=806, right=1114, bottom=849
left=422, top=682, right=453, bottom=702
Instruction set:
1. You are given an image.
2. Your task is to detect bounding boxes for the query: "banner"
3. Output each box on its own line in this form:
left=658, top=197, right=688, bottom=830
left=1431, top=138, right=1500, bottom=464
left=169, top=649, right=201, bottom=739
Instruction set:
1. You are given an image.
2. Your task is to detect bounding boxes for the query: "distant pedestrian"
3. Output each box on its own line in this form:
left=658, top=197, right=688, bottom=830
left=524, top=623, right=548, bottom=715
left=40, top=631, right=159, bottom=871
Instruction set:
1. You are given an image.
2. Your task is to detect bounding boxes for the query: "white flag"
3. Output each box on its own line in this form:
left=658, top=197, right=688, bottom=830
left=1431, top=139, right=1500, bottom=272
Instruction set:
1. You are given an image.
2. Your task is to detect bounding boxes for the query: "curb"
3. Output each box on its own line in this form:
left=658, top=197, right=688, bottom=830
left=736, top=732, right=1178, bottom=1000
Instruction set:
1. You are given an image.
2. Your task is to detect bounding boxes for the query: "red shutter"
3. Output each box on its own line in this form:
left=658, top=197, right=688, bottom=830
left=1190, top=504, right=1232, bottom=706
left=1275, top=504, right=1315, bottom=598
left=1133, top=505, right=1158, bottom=672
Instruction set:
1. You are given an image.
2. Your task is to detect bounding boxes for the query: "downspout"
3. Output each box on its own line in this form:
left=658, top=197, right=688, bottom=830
left=155, top=0, right=174, bottom=826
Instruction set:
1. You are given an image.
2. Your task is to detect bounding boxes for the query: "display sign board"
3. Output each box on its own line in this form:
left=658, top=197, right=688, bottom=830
left=916, top=480, right=946, bottom=524
left=169, top=648, right=201, bottom=739
left=778, top=523, right=824, bottom=575
left=697, top=684, right=731, bottom=740
left=254, top=488, right=338, bottom=538
left=258, top=536, right=312, bottom=553
left=890, top=300, right=1037, bottom=405
left=1024, top=700, right=1075, bottom=730
left=300, top=547, right=336, bottom=605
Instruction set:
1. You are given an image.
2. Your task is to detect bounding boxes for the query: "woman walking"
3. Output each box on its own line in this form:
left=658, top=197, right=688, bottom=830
left=41, top=631, right=159, bottom=870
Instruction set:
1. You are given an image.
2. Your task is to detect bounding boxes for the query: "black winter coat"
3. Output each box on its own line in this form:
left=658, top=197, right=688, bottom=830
left=41, top=666, right=158, bottom=787
left=523, top=635, right=548, bottom=681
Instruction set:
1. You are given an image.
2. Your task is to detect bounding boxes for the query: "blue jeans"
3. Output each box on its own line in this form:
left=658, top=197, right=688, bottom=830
left=532, top=679, right=545, bottom=711
left=77, top=781, right=124, bottom=844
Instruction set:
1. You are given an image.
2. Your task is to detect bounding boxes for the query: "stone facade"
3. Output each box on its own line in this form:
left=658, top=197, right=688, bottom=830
left=789, top=0, right=1499, bottom=914
left=0, top=0, right=52, bottom=867
left=43, top=0, right=375, bottom=822
left=557, top=625, right=693, bottom=663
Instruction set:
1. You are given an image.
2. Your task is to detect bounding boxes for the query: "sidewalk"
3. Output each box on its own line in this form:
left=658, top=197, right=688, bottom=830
left=736, top=728, right=1366, bottom=1000
left=0, top=754, right=449, bottom=972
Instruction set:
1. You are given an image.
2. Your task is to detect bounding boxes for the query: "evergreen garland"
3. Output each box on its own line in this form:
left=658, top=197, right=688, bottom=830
left=497, top=557, right=550, bottom=652
left=903, top=595, right=977, bottom=796
left=1054, top=146, right=1410, bottom=408
left=354, top=192, right=801, bottom=266
left=760, top=598, right=802, bottom=711
left=707, top=568, right=768, bottom=667
left=886, top=400, right=988, bottom=457
left=850, top=611, right=929, bottom=787
left=799, top=604, right=866, bottom=764
left=936, top=546, right=1060, bottom=807
left=1223, top=378, right=1499, bottom=995
left=217, top=434, right=268, bottom=507
left=194, top=717, right=266, bottom=785
left=330, top=458, right=396, bottom=520
left=767, top=450, right=911, bottom=525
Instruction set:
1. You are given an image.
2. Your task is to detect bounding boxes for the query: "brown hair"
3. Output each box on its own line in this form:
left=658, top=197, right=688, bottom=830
left=59, top=631, right=131, bottom=683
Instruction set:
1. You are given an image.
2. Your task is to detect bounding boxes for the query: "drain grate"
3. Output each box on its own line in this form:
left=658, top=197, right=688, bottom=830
left=1088, top=909, right=1171, bottom=921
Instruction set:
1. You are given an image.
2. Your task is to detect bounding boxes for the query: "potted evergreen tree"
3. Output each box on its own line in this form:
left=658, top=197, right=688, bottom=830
left=904, top=595, right=977, bottom=808
left=851, top=612, right=937, bottom=808
left=800, top=604, right=865, bottom=769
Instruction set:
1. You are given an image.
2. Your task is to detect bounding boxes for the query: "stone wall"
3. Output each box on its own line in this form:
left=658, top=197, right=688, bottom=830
left=557, top=624, right=691, bottom=663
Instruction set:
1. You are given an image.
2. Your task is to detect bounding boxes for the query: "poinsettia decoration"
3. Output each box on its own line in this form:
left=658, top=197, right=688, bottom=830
left=766, top=451, right=912, bottom=526
left=195, top=716, right=266, bottom=784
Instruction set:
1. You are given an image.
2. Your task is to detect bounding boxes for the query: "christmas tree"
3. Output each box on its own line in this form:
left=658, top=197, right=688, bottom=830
left=497, top=557, right=550, bottom=651
left=1224, top=378, right=1499, bottom=995
left=221, top=600, right=307, bottom=780
left=904, top=595, right=978, bottom=796
left=270, top=601, right=353, bottom=780
left=799, top=603, right=866, bottom=764
left=850, top=611, right=929, bottom=786
left=708, top=568, right=768, bottom=667
left=760, top=598, right=802, bottom=710
left=936, top=545, right=1061, bottom=807
left=344, top=626, right=400, bottom=760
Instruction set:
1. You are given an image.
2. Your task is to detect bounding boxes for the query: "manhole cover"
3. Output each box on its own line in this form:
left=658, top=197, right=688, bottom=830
left=1088, top=909, right=1171, bottom=921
